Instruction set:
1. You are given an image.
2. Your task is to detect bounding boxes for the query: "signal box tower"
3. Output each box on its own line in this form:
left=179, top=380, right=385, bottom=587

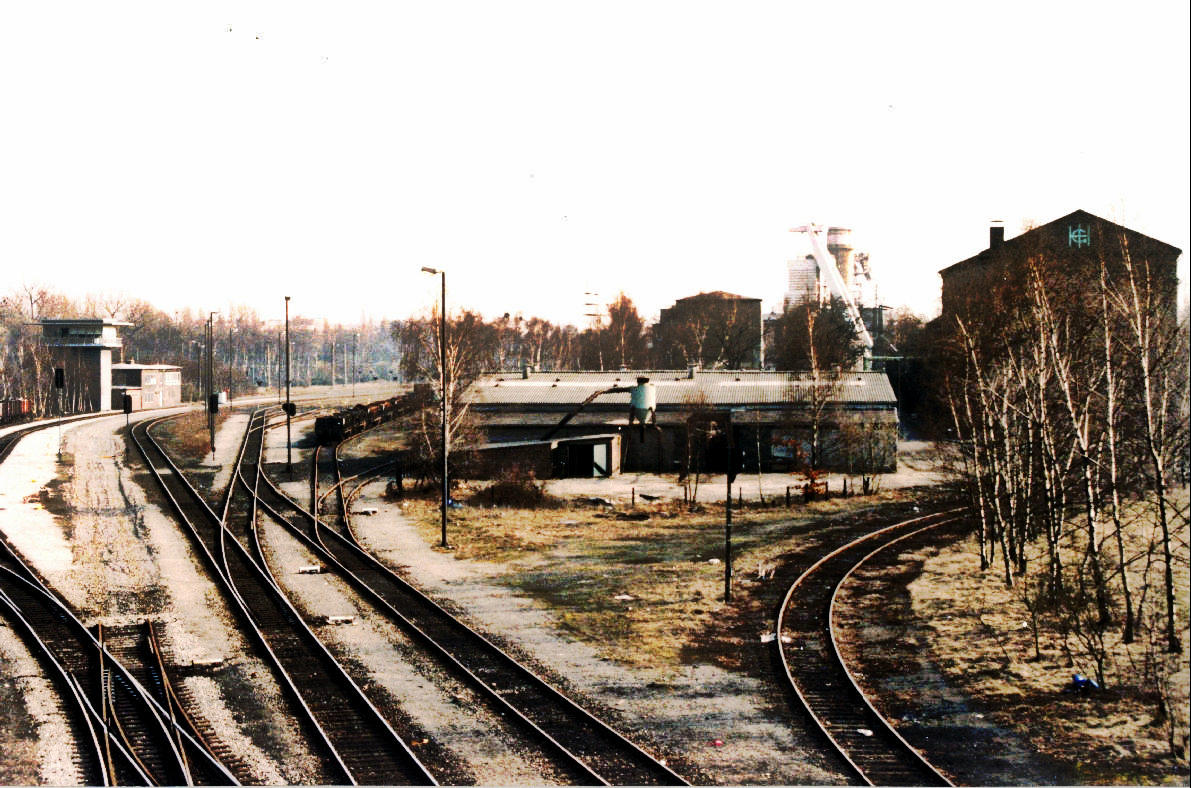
left=40, top=318, right=131, bottom=412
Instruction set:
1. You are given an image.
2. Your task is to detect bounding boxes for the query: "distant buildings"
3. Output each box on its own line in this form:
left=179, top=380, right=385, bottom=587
left=40, top=318, right=181, bottom=413
left=653, top=291, right=762, bottom=369
left=784, top=226, right=877, bottom=313
left=112, top=363, right=183, bottom=410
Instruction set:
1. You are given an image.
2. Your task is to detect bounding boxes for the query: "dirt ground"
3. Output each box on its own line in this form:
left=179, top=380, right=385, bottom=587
left=348, top=483, right=851, bottom=785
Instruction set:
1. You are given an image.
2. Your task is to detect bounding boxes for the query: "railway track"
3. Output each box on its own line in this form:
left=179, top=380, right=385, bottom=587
left=141, top=619, right=258, bottom=782
left=775, top=509, right=966, bottom=786
left=246, top=408, right=688, bottom=786
left=0, top=558, right=119, bottom=786
left=130, top=412, right=438, bottom=785
left=0, top=412, right=239, bottom=786
left=0, top=411, right=118, bottom=463
left=0, top=539, right=236, bottom=785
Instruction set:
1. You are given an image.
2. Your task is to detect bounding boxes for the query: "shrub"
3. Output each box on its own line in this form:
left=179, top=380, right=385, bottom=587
left=474, top=469, right=562, bottom=509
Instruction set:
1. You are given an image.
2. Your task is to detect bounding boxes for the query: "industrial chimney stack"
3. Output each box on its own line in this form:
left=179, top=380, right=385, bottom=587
left=989, top=220, right=1005, bottom=249
left=826, top=227, right=854, bottom=289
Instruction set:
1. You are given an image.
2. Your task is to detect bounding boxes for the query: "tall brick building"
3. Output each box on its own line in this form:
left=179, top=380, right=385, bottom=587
left=653, top=291, right=763, bottom=369
left=939, top=209, right=1181, bottom=325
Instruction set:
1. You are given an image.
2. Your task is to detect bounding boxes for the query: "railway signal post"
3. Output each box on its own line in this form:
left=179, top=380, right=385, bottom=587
left=207, top=312, right=219, bottom=458
left=54, top=367, right=64, bottom=459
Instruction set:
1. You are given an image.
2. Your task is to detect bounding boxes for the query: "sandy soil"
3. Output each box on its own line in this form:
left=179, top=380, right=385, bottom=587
left=0, top=412, right=328, bottom=784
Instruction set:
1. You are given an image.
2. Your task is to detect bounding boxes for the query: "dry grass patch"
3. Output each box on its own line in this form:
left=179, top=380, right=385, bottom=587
left=153, top=410, right=229, bottom=463
left=908, top=496, right=1190, bottom=784
left=403, top=487, right=919, bottom=669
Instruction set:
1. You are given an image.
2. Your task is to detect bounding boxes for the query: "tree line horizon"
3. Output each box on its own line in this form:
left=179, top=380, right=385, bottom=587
left=2, top=286, right=921, bottom=414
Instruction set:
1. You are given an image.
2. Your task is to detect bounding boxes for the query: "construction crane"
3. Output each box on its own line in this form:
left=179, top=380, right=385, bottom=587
left=790, top=223, right=874, bottom=365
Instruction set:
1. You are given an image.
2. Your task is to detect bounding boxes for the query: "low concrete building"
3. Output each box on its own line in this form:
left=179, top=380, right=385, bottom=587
left=470, top=368, right=898, bottom=474
left=111, top=364, right=183, bottom=410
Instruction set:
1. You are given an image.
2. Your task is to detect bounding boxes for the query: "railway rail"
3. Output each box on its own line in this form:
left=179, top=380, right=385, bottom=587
left=0, top=411, right=237, bottom=786
left=0, top=410, right=119, bottom=463
left=0, top=539, right=235, bottom=786
left=130, top=411, right=438, bottom=785
left=142, top=619, right=257, bottom=781
left=775, top=509, right=967, bottom=786
left=249, top=407, right=688, bottom=786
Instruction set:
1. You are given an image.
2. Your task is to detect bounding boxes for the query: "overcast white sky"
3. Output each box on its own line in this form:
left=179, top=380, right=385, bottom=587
left=3, top=1, right=1188, bottom=327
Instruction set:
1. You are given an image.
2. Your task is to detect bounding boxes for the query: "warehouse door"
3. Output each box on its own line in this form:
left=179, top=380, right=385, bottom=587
left=592, top=443, right=609, bottom=477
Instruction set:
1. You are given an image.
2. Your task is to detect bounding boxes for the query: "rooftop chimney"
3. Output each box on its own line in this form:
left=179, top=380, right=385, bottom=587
left=990, top=221, right=1005, bottom=249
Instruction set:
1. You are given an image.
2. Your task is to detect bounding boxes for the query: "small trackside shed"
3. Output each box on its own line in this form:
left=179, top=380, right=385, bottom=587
left=111, top=364, right=183, bottom=410
left=469, top=368, right=899, bottom=474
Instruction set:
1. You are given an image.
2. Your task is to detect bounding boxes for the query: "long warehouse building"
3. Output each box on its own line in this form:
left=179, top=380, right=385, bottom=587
left=469, top=368, right=898, bottom=474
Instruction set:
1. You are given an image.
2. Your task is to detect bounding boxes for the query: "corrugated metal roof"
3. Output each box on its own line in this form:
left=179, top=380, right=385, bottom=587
left=470, top=370, right=896, bottom=408
left=479, top=410, right=898, bottom=428
left=112, top=364, right=182, bottom=370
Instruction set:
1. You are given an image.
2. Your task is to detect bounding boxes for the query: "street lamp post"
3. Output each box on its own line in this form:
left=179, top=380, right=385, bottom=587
left=421, top=266, right=448, bottom=548
left=285, top=296, right=293, bottom=476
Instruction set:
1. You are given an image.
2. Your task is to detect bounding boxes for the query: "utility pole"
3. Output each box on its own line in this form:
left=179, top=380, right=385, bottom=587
left=584, top=291, right=604, bottom=371
left=284, top=296, right=293, bottom=476
left=352, top=332, right=358, bottom=399
left=421, top=267, right=449, bottom=548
